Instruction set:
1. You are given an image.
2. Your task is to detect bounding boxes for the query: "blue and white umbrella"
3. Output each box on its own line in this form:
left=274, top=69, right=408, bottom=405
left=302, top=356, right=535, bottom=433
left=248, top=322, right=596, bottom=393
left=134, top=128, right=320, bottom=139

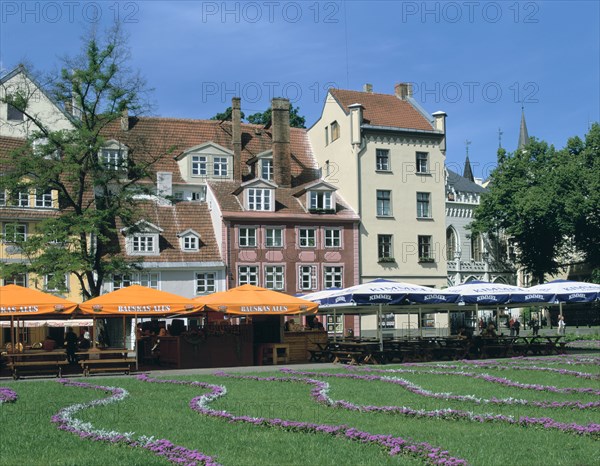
left=523, top=280, right=600, bottom=304
left=446, top=280, right=527, bottom=305
left=296, top=287, right=341, bottom=305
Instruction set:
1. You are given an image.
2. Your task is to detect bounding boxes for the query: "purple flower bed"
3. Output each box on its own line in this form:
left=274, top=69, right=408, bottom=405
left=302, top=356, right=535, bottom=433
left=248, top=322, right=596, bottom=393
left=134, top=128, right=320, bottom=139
left=0, top=387, right=18, bottom=404
left=216, top=370, right=600, bottom=438
left=137, top=373, right=469, bottom=466
left=52, top=378, right=219, bottom=466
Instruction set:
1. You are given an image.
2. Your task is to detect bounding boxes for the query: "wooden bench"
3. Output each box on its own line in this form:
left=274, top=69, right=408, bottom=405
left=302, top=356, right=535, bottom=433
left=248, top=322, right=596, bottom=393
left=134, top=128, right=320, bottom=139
left=331, top=350, right=364, bottom=365
left=80, top=358, right=136, bottom=376
left=308, top=348, right=332, bottom=362
left=8, top=360, right=69, bottom=379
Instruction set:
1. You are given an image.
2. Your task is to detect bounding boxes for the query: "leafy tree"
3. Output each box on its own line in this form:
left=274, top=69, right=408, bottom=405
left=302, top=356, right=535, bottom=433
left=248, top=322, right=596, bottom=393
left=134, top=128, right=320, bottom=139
left=247, top=105, right=306, bottom=128
left=473, top=124, right=600, bottom=284
left=210, top=106, right=245, bottom=121
left=0, top=26, right=160, bottom=298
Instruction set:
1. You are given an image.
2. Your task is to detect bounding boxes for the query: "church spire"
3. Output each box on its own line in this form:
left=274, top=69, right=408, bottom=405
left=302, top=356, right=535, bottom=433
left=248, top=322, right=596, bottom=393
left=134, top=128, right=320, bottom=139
left=463, top=140, right=474, bottom=182
left=518, top=107, right=529, bottom=150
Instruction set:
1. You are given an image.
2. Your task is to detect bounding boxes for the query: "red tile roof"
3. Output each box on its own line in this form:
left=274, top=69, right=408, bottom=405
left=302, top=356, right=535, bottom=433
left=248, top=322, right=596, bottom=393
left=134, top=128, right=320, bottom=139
left=329, top=89, right=434, bottom=131
left=115, top=200, right=222, bottom=263
left=102, top=118, right=319, bottom=185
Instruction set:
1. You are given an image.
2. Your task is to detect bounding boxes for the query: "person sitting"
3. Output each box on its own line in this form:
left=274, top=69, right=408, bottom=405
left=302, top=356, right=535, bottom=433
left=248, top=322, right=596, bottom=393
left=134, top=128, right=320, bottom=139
left=42, top=336, right=56, bottom=351
left=78, top=333, right=91, bottom=350
left=284, top=319, right=295, bottom=331
left=312, top=317, right=324, bottom=331
left=482, top=323, right=497, bottom=338
left=158, top=326, right=169, bottom=337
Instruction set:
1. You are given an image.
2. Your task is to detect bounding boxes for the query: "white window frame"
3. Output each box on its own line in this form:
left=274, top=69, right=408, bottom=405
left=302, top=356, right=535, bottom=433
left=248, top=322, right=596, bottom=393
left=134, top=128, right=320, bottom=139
left=238, top=265, right=259, bottom=286
left=309, top=191, right=332, bottom=210
left=324, top=228, right=341, bottom=248
left=112, top=272, right=160, bottom=291
left=265, top=227, right=283, bottom=248
left=0, top=190, right=6, bottom=206
left=416, top=152, right=429, bottom=174
left=182, top=235, right=199, bottom=251
left=418, top=235, right=432, bottom=260
left=195, top=272, right=216, bottom=295
left=247, top=188, right=272, bottom=211
left=213, top=156, right=228, bottom=177
left=299, top=265, right=317, bottom=291
left=376, top=190, right=392, bottom=217
left=376, top=149, right=390, bottom=171
left=378, top=234, right=393, bottom=260
left=101, top=148, right=126, bottom=171
left=324, top=266, right=343, bottom=289
left=261, top=159, right=273, bottom=181
left=298, top=228, right=316, bottom=248
left=238, top=227, right=257, bottom=247
left=264, top=265, right=285, bottom=290
left=3, top=223, right=27, bottom=242
left=17, top=190, right=30, bottom=207
left=44, top=273, right=69, bottom=292
left=191, top=155, right=207, bottom=176
left=4, top=273, right=27, bottom=287
left=35, top=189, right=53, bottom=208
left=132, top=235, right=156, bottom=254
left=417, top=192, right=431, bottom=218
left=330, top=121, right=340, bottom=141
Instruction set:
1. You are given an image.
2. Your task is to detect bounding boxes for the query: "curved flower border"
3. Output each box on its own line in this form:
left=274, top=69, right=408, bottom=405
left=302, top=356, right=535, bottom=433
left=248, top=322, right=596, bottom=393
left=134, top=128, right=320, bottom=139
left=52, top=378, right=219, bottom=466
left=137, top=373, right=469, bottom=466
left=0, top=387, right=18, bottom=404
left=350, top=366, right=600, bottom=398
left=232, top=369, right=600, bottom=437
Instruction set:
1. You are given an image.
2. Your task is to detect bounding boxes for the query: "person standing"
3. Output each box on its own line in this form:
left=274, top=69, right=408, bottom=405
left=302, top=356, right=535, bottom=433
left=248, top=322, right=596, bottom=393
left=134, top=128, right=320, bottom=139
left=513, top=318, right=521, bottom=336
left=64, top=327, right=78, bottom=364
left=558, top=315, right=566, bottom=336
left=509, top=318, right=515, bottom=337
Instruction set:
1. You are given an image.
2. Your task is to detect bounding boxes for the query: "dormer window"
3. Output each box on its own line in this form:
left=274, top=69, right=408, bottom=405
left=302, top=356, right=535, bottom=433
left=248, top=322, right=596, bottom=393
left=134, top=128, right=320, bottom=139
left=213, top=157, right=228, bottom=177
left=192, top=155, right=207, bottom=176
left=309, top=191, right=332, bottom=211
left=247, top=188, right=272, bottom=211
left=178, top=229, right=201, bottom=252
left=35, top=189, right=53, bottom=208
left=100, top=140, right=128, bottom=171
left=122, top=220, right=162, bottom=256
left=261, top=159, right=273, bottom=181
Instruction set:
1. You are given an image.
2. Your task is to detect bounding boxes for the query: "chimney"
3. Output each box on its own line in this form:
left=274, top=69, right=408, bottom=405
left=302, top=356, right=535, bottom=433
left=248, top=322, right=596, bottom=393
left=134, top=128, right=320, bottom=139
left=120, top=108, right=129, bottom=131
left=231, top=97, right=242, bottom=182
left=432, top=111, right=447, bottom=155
left=156, top=172, right=173, bottom=206
left=363, top=83, right=373, bottom=93
left=394, top=82, right=413, bottom=100
left=271, top=98, right=291, bottom=188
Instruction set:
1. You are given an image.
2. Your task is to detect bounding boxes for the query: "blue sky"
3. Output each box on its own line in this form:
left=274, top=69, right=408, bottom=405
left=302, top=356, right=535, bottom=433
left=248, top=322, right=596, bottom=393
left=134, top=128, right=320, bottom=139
left=1, top=1, right=598, bottom=179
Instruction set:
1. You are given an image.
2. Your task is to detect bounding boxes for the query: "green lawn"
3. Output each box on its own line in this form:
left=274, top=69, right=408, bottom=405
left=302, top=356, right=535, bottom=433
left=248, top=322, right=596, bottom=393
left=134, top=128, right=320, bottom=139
left=1, top=353, right=598, bottom=466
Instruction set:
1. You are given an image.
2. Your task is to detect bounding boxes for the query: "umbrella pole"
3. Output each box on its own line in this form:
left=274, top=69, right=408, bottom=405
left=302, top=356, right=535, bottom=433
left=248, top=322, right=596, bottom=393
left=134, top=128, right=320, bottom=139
left=407, top=312, right=410, bottom=338
left=134, top=314, right=138, bottom=371
left=92, top=316, right=96, bottom=349
left=559, top=302, right=563, bottom=318
left=496, top=307, right=500, bottom=334
left=378, top=304, right=383, bottom=351
left=122, top=315, right=126, bottom=350
left=333, top=309, right=337, bottom=342
left=418, top=307, right=422, bottom=337
left=10, top=315, right=14, bottom=353
left=475, top=304, right=479, bottom=334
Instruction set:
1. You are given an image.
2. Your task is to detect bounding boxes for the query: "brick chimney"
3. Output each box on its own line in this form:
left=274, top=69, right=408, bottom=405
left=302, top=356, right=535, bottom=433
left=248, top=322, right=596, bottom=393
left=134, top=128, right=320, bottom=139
left=394, top=82, right=413, bottom=100
left=363, top=83, right=373, bottom=93
left=271, top=98, right=291, bottom=188
left=231, top=97, right=242, bottom=182
left=120, top=108, right=129, bottom=131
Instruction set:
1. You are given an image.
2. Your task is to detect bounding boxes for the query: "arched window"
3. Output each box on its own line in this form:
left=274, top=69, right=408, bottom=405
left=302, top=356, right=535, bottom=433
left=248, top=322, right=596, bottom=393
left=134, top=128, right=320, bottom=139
left=446, top=227, right=457, bottom=260
left=471, top=233, right=482, bottom=262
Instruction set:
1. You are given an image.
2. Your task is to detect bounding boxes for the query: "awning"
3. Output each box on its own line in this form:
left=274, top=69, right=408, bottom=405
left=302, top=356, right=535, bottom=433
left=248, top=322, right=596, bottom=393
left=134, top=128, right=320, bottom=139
left=195, top=284, right=318, bottom=315
left=0, top=285, right=78, bottom=317
left=78, top=285, right=202, bottom=316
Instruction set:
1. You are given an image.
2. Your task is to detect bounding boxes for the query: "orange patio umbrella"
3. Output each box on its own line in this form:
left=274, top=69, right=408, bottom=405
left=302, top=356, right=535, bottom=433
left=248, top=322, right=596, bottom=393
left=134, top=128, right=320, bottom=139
left=78, top=285, right=202, bottom=316
left=0, top=284, right=78, bottom=317
left=194, top=284, right=318, bottom=315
